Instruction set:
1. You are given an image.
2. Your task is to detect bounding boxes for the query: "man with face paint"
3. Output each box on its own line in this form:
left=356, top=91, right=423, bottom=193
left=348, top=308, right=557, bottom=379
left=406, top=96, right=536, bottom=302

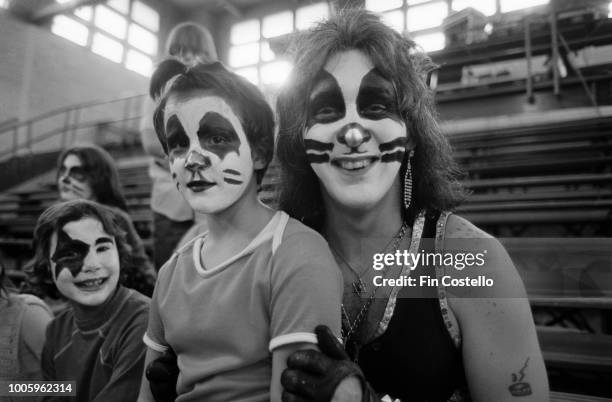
left=276, top=9, right=549, bottom=402
left=29, top=200, right=150, bottom=401
left=138, top=60, right=342, bottom=402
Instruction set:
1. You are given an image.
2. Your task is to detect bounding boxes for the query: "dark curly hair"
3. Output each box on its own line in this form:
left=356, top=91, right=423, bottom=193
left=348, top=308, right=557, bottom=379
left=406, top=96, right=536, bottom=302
left=26, top=200, right=139, bottom=299
left=276, top=9, right=466, bottom=231
left=57, top=145, right=128, bottom=212
left=150, top=60, right=275, bottom=185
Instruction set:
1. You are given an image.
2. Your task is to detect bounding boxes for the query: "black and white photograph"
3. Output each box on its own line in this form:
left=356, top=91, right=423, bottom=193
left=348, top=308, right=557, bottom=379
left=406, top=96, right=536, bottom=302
left=0, top=0, right=611, bottom=401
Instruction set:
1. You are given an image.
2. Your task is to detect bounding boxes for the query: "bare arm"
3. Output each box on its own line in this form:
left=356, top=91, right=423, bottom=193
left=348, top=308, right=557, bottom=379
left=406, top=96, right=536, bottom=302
left=445, top=216, right=549, bottom=402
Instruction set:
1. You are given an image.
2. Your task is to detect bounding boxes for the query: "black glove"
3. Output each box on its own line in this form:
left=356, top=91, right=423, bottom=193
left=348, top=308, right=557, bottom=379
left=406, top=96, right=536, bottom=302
left=146, top=350, right=179, bottom=402
left=281, top=325, right=379, bottom=402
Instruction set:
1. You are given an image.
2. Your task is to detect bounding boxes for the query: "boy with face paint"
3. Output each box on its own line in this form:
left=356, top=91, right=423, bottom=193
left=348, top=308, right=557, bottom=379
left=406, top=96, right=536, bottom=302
left=29, top=200, right=150, bottom=401
left=138, top=60, right=342, bottom=402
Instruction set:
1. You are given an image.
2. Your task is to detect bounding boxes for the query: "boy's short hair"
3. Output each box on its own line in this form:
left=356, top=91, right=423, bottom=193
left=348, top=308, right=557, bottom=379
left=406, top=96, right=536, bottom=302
left=150, top=60, right=274, bottom=184
left=27, top=200, right=131, bottom=299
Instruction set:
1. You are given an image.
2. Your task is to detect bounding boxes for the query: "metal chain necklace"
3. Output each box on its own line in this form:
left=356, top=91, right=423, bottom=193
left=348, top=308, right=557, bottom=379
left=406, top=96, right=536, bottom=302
left=339, top=222, right=410, bottom=361
left=331, top=223, right=409, bottom=297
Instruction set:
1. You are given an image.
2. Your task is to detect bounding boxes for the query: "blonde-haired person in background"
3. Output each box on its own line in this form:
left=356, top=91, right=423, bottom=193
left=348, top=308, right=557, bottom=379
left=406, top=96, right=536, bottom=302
left=139, top=22, right=217, bottom=270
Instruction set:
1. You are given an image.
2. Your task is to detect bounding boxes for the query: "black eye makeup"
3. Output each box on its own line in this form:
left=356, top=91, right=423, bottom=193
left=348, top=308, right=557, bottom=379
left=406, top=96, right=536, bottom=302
left=307, top=70, right=346, bottom=128
left=51, top=230, right=90, bottom=277
left=59, top=166, right=88, bottom=182
left=166, top=115, right=190, bottom=157
left=357, top=69, right=401, bottom=121
left=197, top=112, right=241, bottom=160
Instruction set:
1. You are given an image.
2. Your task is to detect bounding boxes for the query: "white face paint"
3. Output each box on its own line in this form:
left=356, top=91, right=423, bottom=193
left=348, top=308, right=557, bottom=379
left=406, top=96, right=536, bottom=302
left=163, top=91, right=254, bottom=214
left=304, top=50, right=412, bottom=211
left=57, top=154, right=94, bottom=202
left=49, top=218, right=120, bottom=307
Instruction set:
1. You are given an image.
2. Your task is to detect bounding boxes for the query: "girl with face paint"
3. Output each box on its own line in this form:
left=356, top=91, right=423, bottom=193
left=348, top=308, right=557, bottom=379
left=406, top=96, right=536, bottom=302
left=276, top=9, right=549, bottom=402
left=54, top=145, right=156, bottom=297
left=28, top=200, right=150, bottom=402
left=138, top=60, right=342, bottom=402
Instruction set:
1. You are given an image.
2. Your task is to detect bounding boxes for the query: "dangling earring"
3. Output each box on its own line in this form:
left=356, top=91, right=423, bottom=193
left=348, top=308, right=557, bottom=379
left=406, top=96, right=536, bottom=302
left=403, top=149, right=414, bottom=211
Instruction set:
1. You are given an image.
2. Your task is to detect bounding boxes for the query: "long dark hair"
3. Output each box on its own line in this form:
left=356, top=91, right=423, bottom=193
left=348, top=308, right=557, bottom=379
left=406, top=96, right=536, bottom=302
left=26, top=200, right=135, bottom=299
left=276, top=9, right=466, bottom=231
left=57, top=145, right=128, bottom=212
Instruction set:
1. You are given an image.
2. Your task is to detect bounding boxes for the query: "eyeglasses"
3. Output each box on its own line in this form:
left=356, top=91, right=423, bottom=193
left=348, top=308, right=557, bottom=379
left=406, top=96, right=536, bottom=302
left=58, top=166, right=89, bottom=182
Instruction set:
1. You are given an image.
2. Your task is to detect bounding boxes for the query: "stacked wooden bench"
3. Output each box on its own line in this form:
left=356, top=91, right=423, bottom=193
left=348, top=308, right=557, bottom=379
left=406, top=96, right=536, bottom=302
left=448, top=114, right=612, bottom=235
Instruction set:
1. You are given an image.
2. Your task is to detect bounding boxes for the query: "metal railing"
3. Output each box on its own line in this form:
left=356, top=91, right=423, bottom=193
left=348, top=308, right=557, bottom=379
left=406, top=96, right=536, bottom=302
left=0, top=93, right=147, bottom=161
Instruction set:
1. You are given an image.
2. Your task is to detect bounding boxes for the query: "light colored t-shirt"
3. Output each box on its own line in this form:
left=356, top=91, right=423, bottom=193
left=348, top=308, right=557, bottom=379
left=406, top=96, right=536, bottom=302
left=144, top=211, right=343, bottom=402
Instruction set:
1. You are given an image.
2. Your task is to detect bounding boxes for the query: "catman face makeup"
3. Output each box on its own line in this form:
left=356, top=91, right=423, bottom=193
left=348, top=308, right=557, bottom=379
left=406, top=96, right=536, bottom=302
left=58, top=154, right=94, bottom=202
left=49, top=217, right=120, bottom=306
left=304, top=49, right=412, bottom=211
left=163, top=90, right=255, bottom=214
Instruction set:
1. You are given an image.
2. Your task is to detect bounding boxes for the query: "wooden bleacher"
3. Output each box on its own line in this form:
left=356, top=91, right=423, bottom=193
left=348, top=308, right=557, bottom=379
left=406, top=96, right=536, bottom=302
left=447, top=109, right=612, bottom=399
left=446, top=109, right=612, bottom=236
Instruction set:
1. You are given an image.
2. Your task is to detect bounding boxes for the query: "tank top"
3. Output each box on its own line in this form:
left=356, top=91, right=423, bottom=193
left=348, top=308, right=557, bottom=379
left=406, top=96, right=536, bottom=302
left=357, top=211, right=469, bottom=402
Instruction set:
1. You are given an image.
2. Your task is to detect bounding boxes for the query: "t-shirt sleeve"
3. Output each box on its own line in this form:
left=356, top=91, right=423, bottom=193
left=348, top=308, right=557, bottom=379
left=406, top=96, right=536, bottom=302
left=268, top=230, right=343, bottom=351
left=143, top=264, right=171, bottom=353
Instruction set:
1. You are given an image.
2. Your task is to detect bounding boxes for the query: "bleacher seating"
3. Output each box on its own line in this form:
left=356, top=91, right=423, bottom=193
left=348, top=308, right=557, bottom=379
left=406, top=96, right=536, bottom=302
left=448, top=113, right=612, bottom=236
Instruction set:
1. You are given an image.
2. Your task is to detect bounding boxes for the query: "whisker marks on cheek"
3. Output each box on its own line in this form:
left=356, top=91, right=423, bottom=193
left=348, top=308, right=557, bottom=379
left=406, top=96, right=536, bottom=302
left=304, top=139, right=334, bottom=152
left=306, top=153, right=331, bottom=164
left=222, top=169, right=241, bottom=176
left=224, top=177, right=244, bottom=185
left=381, top=150, right=405, bottom=163
left=379, top=137, right=408, bottom=152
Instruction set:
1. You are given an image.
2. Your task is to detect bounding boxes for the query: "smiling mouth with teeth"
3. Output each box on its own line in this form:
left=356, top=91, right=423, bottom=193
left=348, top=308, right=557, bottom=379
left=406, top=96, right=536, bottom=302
left=75, top=278, right=107, bottom=289
left=333, top=157, right=378, bottom=171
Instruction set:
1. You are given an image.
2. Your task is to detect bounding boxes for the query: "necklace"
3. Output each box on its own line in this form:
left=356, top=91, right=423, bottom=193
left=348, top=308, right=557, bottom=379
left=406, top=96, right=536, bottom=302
left=331, top=223, right=409, bottom=297
left=331, top=248, right=369, bottom=296
left=339, top=222, right=410, bottom=361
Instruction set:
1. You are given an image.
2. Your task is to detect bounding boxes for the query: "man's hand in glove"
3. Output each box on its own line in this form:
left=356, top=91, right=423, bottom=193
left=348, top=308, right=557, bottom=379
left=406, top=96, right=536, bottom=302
left=145, top=350, right=179, bottom=402
left=280, top=325, right=379, bottom=402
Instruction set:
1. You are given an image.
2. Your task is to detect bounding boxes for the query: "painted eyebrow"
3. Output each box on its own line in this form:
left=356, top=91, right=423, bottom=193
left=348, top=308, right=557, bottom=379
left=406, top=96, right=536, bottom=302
left=95, top=237, right=114, bottom=245
left=165, top=115, right=183, bottom=134
left=309, top=70, right=339, bottom=102
left=359, top=69, right=396, bottom=99
left=198, top=112, right=235, bottom=131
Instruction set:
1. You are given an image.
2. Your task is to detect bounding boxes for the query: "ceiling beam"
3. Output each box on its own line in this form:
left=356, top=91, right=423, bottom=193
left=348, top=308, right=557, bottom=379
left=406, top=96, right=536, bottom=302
left=31, top=0, right=102, bottom=22
left=216, top=0, right=241, bottom=18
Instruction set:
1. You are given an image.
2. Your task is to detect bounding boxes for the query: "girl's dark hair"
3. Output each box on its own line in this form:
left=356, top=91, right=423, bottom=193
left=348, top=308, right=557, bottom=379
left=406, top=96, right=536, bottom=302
left=57, top=145, right=128, bottom=212
left=276, top=9, right=466, bottom=231
left=150, top=60, right=274, bottom=184
left=26, top=200, right=135, bottom=299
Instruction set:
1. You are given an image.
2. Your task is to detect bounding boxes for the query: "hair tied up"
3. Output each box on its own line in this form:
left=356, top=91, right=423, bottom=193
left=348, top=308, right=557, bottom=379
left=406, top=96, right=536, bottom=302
left=149, top=58, right=188, bottom=99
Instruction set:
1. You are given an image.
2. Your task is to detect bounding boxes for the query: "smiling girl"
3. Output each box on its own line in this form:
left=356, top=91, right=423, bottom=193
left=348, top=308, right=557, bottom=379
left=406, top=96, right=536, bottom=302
left=30, top=200, right=150, bottom=401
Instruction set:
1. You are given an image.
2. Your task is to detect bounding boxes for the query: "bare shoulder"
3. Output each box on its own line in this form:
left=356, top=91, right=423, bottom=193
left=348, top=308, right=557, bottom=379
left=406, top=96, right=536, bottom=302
left=442, top=214, right=526, bottom=299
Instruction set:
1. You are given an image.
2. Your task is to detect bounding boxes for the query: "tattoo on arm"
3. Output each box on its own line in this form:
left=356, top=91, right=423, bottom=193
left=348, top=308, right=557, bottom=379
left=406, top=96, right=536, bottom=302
left=508, top=357, right=532, bottom=397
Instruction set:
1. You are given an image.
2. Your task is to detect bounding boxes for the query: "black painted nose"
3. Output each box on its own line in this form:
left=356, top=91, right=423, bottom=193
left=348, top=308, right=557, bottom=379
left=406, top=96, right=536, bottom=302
left=185, top=150, right=211, bottom=172
left=337, top=123, right=371, bottom=149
